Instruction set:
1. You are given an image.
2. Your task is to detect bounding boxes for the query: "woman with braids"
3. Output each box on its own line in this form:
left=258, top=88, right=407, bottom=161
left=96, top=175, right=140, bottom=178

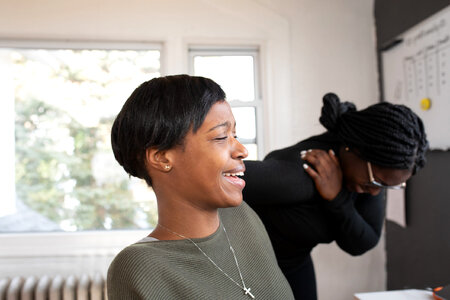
left=242, top=93, right=429, bottom=300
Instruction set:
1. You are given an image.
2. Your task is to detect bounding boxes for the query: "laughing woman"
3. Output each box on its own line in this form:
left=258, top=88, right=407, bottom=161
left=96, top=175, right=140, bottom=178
left=107, top=75, right=294, bottom=300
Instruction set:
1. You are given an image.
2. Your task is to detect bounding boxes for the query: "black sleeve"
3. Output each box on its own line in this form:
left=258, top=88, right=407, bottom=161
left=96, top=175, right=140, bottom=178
left=323, top=189, right=385, bottom=255
left=243, top=159, right=319, bottom=206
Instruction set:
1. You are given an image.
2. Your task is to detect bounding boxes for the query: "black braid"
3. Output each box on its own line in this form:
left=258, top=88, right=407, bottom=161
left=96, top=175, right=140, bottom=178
left=320, top=93, right=429, bottom=173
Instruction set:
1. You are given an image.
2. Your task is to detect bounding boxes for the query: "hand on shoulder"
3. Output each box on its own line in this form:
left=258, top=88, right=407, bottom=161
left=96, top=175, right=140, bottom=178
left=301, top=149, right=343, bottom=201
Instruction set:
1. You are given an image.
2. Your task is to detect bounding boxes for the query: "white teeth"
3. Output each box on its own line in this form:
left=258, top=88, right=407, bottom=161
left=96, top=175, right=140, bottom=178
left=223, top=172, right=244, bottom=177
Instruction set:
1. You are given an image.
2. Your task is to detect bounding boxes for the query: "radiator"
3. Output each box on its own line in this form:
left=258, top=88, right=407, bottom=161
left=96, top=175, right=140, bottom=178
left=0, top=273, right=107, bottom=300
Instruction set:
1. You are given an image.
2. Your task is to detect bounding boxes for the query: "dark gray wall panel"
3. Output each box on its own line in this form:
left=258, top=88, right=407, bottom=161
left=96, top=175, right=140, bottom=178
left=375, top=0, right=450, bottom=290
left=385, top=151, right=450, bottom=289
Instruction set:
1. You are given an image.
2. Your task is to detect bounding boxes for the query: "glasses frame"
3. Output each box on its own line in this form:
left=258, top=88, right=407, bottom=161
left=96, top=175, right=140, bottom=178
left=366, top=161, right=406, bottom=190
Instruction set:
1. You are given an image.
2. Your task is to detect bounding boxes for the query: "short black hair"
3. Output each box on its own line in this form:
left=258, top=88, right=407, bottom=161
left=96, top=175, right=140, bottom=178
left=111, top=74, right=226, bottom=186
left=319, top=93, right=429, bottom=174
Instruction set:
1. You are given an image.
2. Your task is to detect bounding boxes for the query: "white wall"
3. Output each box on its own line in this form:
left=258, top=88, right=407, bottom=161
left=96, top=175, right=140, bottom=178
left=253, top=1, right=385, bottom=299
left=0, top=0, right=382, bottom=299
left=255, top=0, right=380, bottom=146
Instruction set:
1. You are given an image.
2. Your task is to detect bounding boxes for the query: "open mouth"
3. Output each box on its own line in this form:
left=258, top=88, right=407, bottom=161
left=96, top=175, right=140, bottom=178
left=222, top=172, right=244, bottom=177
left=222, top=171, right=246, bottom=189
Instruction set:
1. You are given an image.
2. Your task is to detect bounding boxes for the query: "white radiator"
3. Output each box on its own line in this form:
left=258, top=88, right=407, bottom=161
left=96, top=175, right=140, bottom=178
left=0, top=273, right=107, bottom=300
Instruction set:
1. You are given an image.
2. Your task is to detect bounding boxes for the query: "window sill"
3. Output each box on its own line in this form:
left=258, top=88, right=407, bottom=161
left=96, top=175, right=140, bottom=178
left=0, top=230, right=149, bottom=258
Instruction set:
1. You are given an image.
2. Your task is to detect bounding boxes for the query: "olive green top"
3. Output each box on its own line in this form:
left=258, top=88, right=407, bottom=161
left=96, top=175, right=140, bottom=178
left=107, top=202, right=294, bottom=299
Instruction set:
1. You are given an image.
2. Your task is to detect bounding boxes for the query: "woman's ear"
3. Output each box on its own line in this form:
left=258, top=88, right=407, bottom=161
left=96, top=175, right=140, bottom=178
left=146, top=148, right=173, bottom=172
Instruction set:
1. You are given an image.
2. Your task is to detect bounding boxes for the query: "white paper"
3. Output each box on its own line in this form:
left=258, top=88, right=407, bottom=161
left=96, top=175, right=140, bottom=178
left=354, top=289, right=434, bottom=300
left=386, top=188, right=406, bottom=228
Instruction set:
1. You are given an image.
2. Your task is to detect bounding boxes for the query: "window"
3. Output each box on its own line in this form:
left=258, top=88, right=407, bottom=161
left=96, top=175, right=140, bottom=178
left=0, top=42, right=161, bottom=233
left=189, top=47, right=263, bottom=160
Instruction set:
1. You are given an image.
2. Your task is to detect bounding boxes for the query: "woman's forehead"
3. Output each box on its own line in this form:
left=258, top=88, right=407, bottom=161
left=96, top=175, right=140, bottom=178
left=201, top=102, right=235, bottom=131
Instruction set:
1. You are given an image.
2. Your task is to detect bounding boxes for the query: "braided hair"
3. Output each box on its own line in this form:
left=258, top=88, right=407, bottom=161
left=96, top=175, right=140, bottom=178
left=319, top=93, right=428, bottom=173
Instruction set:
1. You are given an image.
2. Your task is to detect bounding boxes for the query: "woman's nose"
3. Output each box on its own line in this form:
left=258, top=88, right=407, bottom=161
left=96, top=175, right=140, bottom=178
left=232, top=138, right=248, bottom=160
left=367, top=186, right=382, bottom=196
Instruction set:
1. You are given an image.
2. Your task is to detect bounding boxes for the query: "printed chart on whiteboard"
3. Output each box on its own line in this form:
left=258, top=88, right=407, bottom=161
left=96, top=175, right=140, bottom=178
left=382, top=5, right=450, bottom=150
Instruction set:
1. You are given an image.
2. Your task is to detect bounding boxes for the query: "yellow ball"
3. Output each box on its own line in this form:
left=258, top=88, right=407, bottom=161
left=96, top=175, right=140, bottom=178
left=420, top=98, right=431, bottom=110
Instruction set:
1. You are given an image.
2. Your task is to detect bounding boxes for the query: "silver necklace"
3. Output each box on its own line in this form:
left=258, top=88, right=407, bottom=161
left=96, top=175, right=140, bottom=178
left=157, top=222, right=255, bottom=299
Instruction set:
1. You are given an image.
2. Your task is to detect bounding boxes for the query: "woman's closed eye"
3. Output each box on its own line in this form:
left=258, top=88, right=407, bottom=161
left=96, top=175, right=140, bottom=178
left=213, top=133, right=238, bottom=141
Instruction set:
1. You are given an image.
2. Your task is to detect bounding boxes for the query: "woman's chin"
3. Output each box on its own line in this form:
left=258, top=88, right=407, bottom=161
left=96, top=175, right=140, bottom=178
left=222, top=193, right=244, bottom=208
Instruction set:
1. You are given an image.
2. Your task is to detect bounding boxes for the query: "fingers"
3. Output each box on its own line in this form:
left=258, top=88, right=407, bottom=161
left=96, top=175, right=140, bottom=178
left=300, top=149, right=336, bottom=174
left=300, top=148, right=343, bottom=201
left=302, top=162, right=319, bottom=179
left=328, top=149, right=340, bottom=166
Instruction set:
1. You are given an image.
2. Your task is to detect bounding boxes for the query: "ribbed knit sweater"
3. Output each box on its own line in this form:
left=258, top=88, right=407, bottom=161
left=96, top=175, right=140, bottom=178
left=107, top=202, right=295, bottom=300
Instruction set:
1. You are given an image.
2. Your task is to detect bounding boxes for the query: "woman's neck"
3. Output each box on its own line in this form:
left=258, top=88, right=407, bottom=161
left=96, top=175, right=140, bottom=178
left=150, top=196, right=220, bottom=240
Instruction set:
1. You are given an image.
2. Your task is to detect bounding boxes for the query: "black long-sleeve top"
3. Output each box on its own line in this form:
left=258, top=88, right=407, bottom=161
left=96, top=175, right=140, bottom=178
left=243, top=132, right=385, bottom=270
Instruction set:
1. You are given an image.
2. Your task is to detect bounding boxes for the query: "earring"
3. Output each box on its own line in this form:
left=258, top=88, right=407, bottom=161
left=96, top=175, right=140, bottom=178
left=164, top=165, right=171, bottom=170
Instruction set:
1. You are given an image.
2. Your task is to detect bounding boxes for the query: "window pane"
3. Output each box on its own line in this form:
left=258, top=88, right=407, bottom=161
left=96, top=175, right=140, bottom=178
left=231, top=107, right=256, bottom=140
left=243, top=144, right=258, bottom=161
left=0, top=47, right=160, bottom=232
left=193, top=55, right=255, bottom=101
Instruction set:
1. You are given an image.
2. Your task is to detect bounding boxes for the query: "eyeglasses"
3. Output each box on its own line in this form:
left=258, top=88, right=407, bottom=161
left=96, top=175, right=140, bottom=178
left=366, top=161, right=406, bottom=190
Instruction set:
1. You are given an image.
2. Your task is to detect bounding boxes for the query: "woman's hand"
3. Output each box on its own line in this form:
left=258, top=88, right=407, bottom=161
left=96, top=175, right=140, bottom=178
left=301, top=149, right=343, bottom=201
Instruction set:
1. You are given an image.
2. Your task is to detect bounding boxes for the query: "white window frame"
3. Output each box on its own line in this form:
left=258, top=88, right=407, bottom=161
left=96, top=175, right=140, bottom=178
left=188, top=46, right=264, bottom=158
left=0, top=40, right=163, bottom=271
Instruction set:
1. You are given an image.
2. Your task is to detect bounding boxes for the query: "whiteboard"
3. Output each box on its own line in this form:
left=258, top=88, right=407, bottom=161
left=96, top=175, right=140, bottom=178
left=382, top=5, right=450, bottom=150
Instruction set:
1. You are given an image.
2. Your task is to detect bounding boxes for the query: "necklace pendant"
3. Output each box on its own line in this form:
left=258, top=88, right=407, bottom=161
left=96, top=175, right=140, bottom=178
left=243, top=287, right=255, bottom=299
